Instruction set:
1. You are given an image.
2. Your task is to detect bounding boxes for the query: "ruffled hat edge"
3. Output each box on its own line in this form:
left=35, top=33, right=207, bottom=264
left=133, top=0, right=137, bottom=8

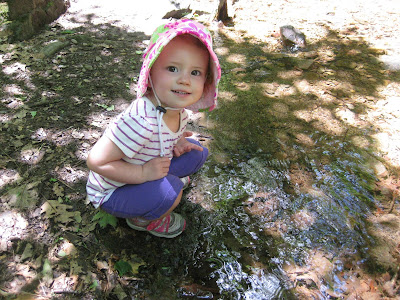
left=136, top=19, right=221, bottom=113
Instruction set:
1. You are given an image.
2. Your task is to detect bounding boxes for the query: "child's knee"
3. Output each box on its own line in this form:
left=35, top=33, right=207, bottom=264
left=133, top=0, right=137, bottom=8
left=187, top=138, right=209, bottom=162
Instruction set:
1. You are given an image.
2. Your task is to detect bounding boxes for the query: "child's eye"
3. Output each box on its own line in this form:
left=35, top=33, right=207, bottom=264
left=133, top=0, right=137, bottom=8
left=191, top=70, right=201, bottom=76
left=167, top=66, right=178, bottom=72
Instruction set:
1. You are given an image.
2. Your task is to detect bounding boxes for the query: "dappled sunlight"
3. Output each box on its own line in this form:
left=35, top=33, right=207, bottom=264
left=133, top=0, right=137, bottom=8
left=368, top=85, right=400, bottom=167
left=294, top=107, right=346, bottom=135
left=3, top=84, right=25, bottom=96
left=47, top=273, right=79, bottom=296
left=2, top=97, right=24, bottom=110
left=1, top=262, right=37, bottom=295
left=0, top=211, right=29, bottom=252
left=2, top=84, right=28, bottom=110
left=48, top=239, right=77, bottom=262
left=289, top=164, right=314, bottom=191
left=290, top=209, right=316, bottom=231
left=30, top=127, right=98, bottom=161
left=1, top=0, right=399, bottom=297
left=0, top=113, right=12, bottom=123
left=244, top=191, right=279, bottom=220
left=217, top=90, right=236, bottom=102
left=214, top=46, right=229, bottom=56
left=234, top=81, right=251, bottom=91
left=226, top=53, right=247, bottom=65
left=20, top=148, right=45, bottom=165
left=2, top=62, right=27, bottom=76
left=55, top=165, right=88, bottom=184
left=86, top=111, right=114, bottom=129
left=0, top=169, right=20, bottom=188
left=31, top=127, right=52, bottom=141
left=31, top=127, right=100, bottom=148
left=1, top=62, right=35, bottom=90
left=75, top=141, right=92, bottom=161
left=350, top=135, right=370, bottom=149
left=49, top=130, right=77, bottom=146
left=277, top=70, right=302, bottom=80
left=260, top=82, right=296, bottom=98
left=335, top=105, right=366, bottom=128
left=271, top=102, right=289, bottom=118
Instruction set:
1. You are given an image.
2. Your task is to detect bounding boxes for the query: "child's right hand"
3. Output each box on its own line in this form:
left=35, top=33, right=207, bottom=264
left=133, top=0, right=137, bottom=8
left=142, top=157, right=171, bottom=181
left=87, top=136, right=170, bottom=185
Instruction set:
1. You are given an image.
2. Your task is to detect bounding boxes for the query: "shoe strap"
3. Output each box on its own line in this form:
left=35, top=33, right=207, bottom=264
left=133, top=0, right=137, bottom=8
left=147, top=215, right=171, bottom=233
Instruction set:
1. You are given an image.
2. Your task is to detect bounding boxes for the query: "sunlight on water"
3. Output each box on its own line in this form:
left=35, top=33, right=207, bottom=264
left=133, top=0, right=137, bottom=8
left=212, top=260, right=282, bottom=299
left=189, top=132, right=377, bottom=298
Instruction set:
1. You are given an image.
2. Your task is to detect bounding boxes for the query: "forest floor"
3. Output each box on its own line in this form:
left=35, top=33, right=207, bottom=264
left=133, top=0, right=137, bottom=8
left=1, top=0, right=400, bottom=299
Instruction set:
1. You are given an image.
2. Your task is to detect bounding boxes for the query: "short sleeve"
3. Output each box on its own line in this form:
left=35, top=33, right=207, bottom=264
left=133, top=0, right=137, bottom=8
left=105, top=113, right=153, bottom=159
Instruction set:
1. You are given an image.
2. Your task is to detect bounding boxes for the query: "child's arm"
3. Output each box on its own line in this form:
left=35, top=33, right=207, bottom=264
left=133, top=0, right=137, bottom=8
left=87, top=135, right=170, bottom=184
left=173, top=132, right=204, bottom=157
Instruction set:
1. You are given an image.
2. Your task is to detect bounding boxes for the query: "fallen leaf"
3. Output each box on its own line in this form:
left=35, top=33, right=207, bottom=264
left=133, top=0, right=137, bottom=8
left=52, top=183, right=64, bottom=197
left=41, top=200, right=82, bottom=225
left=21, top=243, right=34, bottom=261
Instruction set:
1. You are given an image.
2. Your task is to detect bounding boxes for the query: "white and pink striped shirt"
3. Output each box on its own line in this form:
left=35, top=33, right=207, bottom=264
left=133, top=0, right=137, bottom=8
left=86, top=97, right=188, bottom=208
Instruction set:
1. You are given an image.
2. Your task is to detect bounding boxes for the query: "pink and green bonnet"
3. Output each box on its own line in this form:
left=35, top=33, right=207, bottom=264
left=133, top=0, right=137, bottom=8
left=136, top=19, right=222, bottom=112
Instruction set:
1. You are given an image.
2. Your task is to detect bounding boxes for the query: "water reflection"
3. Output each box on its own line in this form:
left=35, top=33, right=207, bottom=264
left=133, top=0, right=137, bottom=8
left=184, top=131, right=377, bottom=298
left=212, top=260, right=282, bottom=299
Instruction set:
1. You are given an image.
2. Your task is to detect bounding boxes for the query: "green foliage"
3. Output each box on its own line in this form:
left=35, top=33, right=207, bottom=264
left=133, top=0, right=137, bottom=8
left=41, top=200, right=82, bottom=231
left=114, top=260, right=132, bottom=276
left=92, top=210, right=117, bottom=228
left=0, top=3, right=9, bottom=26
left=95, top=103, right=115, bottom=111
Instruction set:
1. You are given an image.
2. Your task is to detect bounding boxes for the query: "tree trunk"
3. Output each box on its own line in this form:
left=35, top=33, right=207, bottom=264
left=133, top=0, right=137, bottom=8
left=215, top=0, right=229, bottom=22
left=6, top=0, right=69, bottom=41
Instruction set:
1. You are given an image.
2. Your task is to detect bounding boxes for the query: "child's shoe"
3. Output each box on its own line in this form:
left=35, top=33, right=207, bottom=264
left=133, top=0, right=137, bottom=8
left=126, top=213, right=186, bottom=238
left=181, top=176, right=190, bottom=190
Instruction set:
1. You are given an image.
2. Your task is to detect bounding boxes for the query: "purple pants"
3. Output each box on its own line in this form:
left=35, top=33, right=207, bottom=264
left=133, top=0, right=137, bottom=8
left=101, top=139, right=208, bottom=220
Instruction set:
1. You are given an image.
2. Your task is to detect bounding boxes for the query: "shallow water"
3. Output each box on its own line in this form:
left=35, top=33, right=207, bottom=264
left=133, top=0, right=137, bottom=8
left=176, top=116, right=378, bottom=298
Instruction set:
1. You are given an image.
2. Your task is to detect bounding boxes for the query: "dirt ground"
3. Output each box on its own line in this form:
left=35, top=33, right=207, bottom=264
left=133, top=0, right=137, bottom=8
left=1, top=0, right=400, bottom=299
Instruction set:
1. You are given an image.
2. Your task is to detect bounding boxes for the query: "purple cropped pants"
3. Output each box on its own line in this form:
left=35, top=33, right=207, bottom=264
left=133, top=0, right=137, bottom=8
left=101, top=139, right=208, bottom=220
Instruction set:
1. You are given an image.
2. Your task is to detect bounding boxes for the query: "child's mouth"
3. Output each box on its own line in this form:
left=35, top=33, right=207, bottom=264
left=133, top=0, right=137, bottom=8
left=172, top=90, right=190, bottom=95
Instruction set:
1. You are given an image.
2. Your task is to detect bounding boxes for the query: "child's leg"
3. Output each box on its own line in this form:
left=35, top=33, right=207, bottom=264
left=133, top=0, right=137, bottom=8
left=101, top=139, right=208, bottom=223
left=169, top=138, right=209, bottom=178
left=101, top=174, right=184, bottom=220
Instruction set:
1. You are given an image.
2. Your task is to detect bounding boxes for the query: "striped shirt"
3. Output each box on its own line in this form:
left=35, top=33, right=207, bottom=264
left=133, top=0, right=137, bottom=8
left=86, top=96, right=188, bottom=208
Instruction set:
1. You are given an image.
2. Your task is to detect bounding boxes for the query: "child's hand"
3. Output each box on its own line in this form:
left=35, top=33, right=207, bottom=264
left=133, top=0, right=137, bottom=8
left=173, top=132, right=204, bottom=157
left=142, top=157, right=171, bottom=181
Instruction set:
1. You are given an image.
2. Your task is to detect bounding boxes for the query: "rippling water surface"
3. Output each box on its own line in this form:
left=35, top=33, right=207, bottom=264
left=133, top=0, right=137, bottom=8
left=177, top=120, right=377, bottom=298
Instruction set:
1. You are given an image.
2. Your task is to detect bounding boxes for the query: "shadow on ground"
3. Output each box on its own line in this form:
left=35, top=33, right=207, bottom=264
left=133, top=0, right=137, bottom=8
left=1, top=11, right=400, bottom=299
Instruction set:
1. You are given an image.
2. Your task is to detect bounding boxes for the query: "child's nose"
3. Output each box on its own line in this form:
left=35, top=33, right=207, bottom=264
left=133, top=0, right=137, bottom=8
left=177, top=72, right=190, bottom=85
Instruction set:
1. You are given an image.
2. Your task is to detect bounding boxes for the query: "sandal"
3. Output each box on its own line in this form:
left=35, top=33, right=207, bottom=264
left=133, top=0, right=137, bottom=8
left=126, top=213, right=186, bottom=238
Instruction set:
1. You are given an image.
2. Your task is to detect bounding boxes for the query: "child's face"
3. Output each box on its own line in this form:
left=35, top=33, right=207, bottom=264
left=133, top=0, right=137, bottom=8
left=149, top=36, right=209, bottom=110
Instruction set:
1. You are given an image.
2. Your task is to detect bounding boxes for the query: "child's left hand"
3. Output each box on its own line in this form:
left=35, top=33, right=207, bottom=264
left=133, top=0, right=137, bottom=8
left=173, top=132, right=204, bottom=157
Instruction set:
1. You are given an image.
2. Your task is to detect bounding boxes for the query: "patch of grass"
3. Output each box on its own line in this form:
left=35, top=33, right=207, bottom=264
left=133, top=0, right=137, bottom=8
left=0, top=3, right=9, bottom=26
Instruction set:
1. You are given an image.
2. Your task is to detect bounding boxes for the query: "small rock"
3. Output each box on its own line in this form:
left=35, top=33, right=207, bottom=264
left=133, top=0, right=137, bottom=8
left=40, top=41, right=69, bottom=58
left=373, top=161, right=388, bottom=177
left=163, top=8, right=192, bottom=19
left=382, top=280, right=396, bottom=297
left=280, top=25, right=307, bottom=49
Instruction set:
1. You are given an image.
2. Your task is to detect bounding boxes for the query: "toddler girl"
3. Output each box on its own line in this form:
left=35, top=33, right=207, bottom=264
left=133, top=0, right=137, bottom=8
left=86, top=20, right=221, bottom=238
